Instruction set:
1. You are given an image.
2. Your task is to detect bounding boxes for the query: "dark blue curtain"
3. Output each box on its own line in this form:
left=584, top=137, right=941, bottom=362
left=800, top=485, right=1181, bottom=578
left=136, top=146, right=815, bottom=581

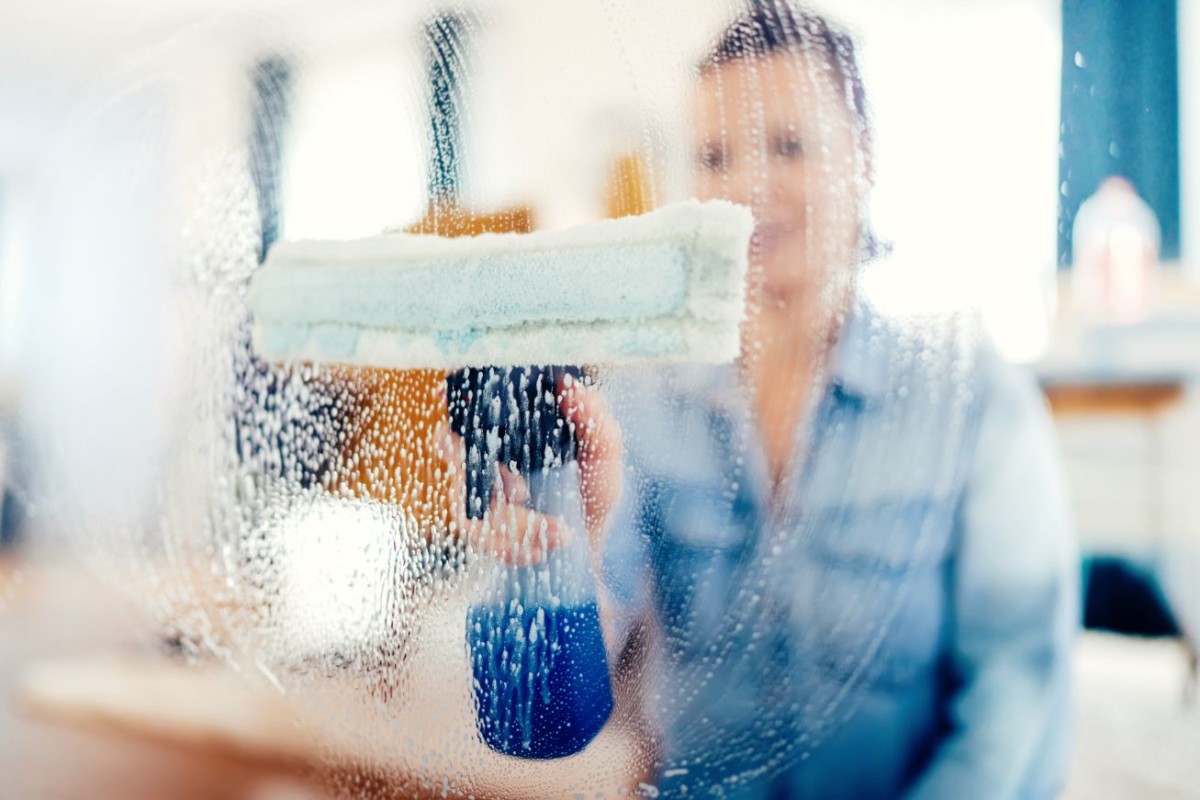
left=425, top=13, right=469, bottom=202
left=239, top=56, right=343, bottom=490
left=1059, top=0, right=1180, bottom=265
left=250, top=57, right=291, bottom=261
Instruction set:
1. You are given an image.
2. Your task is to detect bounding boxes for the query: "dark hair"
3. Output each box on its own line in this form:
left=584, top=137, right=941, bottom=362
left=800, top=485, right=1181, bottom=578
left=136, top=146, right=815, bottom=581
left=701, top=1, right=886, bottom=260
left=703, top=2, right=871, bottom=145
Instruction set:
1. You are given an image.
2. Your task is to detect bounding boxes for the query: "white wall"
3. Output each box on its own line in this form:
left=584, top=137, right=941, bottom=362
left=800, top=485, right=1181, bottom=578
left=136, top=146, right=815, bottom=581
left=283, top=37, right=429, bottom=240
left=816, top=0, right=1062, bottom=361
left=0, top=177, right=32, bottom=390
left=13, top=22, right=263, bottom=531
left=280, top=0, right=732, bottom=236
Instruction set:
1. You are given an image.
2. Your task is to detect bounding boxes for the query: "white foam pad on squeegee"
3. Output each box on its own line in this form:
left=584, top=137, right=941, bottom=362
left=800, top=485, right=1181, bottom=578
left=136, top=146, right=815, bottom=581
left=248, top=199, right=753, bottom=369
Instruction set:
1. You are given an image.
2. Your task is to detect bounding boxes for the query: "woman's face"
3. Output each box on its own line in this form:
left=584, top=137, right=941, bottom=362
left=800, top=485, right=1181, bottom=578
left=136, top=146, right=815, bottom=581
left=693, top=51, right=869, bottom=327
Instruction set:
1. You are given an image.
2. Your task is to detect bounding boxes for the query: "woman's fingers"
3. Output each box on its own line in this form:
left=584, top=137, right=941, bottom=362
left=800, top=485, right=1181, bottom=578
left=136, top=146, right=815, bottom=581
left=498, top=463, right=530, bottom=506
left=479, top=487, right=570, bottom=565
left=434, top=370, right=627, bottom=564
left=557, top=374, right=624, bottom=548
left=433, top=421, right=570, bottom=565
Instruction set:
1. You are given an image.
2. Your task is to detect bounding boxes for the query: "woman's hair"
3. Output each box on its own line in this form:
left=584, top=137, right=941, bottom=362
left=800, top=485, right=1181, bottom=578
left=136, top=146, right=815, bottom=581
left=701, top=1, right=871, bottom=146
left=701, top=1, right=886, bottom=260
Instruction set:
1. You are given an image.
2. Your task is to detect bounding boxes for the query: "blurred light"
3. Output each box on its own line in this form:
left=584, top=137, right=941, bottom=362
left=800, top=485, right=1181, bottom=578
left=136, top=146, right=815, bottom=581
left=824, top=0, right=1061, bottom=362
left=284, top=44, right=427, bottom=240
left=273, top=498, right=402, bottom=655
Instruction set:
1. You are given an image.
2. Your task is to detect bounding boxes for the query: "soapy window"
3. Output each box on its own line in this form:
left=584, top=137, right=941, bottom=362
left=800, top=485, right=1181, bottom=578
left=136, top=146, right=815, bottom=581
left=5, top=1, right=1130, bottom=798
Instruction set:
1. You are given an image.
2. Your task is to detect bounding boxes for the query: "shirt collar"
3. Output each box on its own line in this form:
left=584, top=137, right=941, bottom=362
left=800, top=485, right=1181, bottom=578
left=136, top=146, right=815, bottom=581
left=685, top=301, right=890, bottom=413
left=827, top=301, right=889, bottom=406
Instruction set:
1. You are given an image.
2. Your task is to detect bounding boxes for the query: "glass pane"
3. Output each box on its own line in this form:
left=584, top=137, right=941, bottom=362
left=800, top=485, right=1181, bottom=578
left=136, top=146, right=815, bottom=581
left=5, top=1, right=1132, bottom=798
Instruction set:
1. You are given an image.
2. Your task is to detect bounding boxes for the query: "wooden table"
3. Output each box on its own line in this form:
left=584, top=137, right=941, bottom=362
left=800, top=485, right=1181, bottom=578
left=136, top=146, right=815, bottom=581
left=0, top=554, right=648, bottom=799
left=1042, top=380, right=1185, bottom=418
left=1040, top=374, right=1200, bottom=686
left=1, top=556, right=317, bottom=799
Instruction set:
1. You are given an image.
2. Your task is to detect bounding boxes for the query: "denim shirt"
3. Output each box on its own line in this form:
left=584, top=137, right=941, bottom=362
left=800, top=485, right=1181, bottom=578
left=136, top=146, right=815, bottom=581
left=601, top=305, right=1077, bottom=799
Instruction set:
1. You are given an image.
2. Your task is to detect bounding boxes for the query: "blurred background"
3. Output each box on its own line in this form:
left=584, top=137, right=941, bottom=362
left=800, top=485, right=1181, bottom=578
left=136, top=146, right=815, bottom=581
left=2, top=0, right=1200, bottom=797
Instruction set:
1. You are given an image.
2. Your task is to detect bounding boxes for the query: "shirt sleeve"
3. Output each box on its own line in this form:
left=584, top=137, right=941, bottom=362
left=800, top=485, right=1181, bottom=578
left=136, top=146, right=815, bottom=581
left=598, top=455, right=655, bottom=659
left=906, top=350, right=1078, bottom=800
left=595, top=369, right=670, bottom=659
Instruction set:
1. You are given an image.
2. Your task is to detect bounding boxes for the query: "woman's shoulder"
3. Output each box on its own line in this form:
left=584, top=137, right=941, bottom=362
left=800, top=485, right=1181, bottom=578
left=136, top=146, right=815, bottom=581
left=846, top=305, right=982, bottom=402
left=860, top=304, right=1034, bottom=394
left=854, top=304, right=1049, bottom=459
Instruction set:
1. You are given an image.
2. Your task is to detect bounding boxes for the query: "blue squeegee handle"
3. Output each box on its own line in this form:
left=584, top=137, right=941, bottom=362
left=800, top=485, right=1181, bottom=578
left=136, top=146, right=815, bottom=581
left=444, top=365, right=584, bottom=521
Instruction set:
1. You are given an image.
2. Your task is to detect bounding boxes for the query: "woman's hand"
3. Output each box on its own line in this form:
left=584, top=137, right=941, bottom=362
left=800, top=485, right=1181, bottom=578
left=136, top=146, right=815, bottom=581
left=559, top=373, right=624, bottom=553
left=434, top=373, right=623, bottom=565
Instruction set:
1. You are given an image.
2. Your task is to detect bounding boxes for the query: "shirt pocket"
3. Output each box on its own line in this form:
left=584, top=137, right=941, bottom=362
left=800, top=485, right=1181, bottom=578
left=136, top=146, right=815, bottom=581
left=808, top=497, right=955, bottom=575
left=799, top=497, right=955, bottom=687
left=649, top=484, right=754, bottom=655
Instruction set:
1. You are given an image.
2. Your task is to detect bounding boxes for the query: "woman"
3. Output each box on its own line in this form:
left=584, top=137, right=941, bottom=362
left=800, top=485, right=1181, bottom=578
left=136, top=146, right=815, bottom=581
left=448, top=3, right=1076, bottom=797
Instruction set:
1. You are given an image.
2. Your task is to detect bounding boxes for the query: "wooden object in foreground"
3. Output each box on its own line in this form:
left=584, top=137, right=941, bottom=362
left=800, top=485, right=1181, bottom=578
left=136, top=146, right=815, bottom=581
left=605, top=149, right=657, bottom=220
left=15, top=571, right=646, bottom=799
